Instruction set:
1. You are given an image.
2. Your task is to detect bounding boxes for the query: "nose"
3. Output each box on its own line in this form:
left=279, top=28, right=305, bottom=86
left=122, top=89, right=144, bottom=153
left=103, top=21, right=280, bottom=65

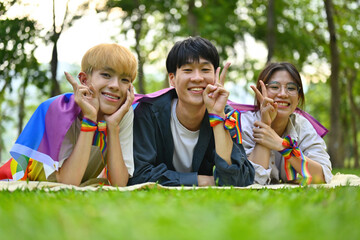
left=278, top=85, right=288, bottom=96
left=190, top=69, right=203, bottom=82
left=108, top=78, right=120, bottom=90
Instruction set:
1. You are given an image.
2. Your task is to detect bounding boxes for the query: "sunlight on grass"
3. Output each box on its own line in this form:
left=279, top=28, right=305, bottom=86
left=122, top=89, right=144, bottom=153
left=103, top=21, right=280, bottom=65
left=0, top=187, right=359, bottom=240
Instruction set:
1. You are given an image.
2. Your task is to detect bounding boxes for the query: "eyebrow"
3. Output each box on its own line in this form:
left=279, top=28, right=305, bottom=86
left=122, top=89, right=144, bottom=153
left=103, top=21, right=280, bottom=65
left=101, top=67, right=132, bottom=78
left=182, top=60, right=212, bottom=66
left=102, top=67, right=116, bottom=73
left=268, top=81, right=297, bottom=85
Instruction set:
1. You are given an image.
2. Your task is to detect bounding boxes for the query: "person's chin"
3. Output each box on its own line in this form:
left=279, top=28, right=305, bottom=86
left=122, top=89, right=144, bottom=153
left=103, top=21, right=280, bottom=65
left=187, top=97, right=204, bottom=107
left=276, top=109, right=292, bottom=118
left=99, top=105, right=119, bottom=116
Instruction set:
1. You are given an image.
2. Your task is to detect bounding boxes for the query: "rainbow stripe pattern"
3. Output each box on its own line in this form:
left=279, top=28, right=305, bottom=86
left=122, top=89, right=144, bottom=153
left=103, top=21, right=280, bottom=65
left=81, top=118, right=107, bottom=164
left=209, top=109, right=242, bottom=144
left=0, top=93, right=81, bottom=181
left=279, top=135, right=312, bottom=185
left=92, top=121, right=107, bottom=157
left=81, top=117, right=97, bottom=132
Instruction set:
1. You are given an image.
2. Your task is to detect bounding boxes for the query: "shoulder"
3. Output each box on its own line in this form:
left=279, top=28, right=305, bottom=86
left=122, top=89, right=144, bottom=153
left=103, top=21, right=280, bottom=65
left=240, top=110, right=260, bottom=122
left=289, top=113, right=325, bottom=144
left=136, top=88, right=176, bottom=106
left=120, top=106, right=134, bottom=126
left=290, top=112, right=315, bottom=130
left=135, top=89, right=176, bottom=114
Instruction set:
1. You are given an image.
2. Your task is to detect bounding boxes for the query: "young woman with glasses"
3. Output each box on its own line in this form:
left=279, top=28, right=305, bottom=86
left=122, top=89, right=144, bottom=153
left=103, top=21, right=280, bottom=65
left=241, top=62, right=332, bottom=185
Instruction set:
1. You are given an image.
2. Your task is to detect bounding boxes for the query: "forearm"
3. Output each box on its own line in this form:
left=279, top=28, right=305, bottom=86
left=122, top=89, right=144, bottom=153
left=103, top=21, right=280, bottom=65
left=248, top=143, right=271, bottom=169
left=56, top=131, right=94, bottom=185
left=288, top=156, right=325, bottom=183
left=214, top=144, right=255, bottom=186
left=106, top=127, right=129, bottom=187
left=212, top=122, right=233, bottom=165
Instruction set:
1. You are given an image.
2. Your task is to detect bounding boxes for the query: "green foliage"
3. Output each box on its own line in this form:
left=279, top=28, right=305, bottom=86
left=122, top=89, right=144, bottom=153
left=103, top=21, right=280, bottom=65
left=0, top=18, right=48, bottom=98
left=243, top=0, right=328, bottom=67
left=305, top=81, right=331, bottom=129
left=0, top=187, right=359, bottom=239
left=0, top=1, right=49, bottom=158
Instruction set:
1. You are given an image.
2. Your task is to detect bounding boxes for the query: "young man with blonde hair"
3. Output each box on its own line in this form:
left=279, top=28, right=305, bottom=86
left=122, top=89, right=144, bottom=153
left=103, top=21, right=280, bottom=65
left=0, top=43, right=137, bottom=186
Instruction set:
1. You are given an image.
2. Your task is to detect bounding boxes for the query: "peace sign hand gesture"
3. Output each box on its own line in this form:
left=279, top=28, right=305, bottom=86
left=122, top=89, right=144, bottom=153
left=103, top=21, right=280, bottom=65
left=65, top=72, right=99, bottom=122
left=203, top=62, right=231, bottom=116
left=250, top=80, right=277, bottom=125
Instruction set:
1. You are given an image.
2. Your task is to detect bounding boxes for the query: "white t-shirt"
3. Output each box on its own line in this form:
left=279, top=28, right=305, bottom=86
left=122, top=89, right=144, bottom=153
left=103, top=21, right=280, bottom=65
left=44, top=107, right=134, bottom=181
left=170, top=99, right=200, bottom=173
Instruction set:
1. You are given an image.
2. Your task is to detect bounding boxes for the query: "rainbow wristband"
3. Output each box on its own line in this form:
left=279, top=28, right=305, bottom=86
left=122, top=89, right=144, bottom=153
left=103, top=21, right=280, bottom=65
left=81, top=117, right=97, bottom=132
left=208, top=109, right=242, bottom=144
left=279, top=135, right=312, bottom=185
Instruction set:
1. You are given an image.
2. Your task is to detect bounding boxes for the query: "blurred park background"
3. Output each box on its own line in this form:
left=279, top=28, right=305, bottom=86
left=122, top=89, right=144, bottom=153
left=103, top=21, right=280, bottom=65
left=0, top=0, right=359, bottom=170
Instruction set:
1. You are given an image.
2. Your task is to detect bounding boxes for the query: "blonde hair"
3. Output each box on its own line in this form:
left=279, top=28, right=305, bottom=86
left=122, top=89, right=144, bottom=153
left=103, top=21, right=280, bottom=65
left=81, top=43, right=137, bottom=82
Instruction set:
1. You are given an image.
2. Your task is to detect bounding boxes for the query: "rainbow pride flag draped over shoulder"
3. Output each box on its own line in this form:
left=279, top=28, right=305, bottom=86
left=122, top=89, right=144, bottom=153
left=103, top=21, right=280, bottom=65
left=0, top=93, right=81, bottom=181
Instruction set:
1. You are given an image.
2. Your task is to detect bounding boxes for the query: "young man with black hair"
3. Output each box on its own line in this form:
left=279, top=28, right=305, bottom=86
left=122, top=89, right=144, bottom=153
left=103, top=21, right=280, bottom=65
left=129, top=37, right=254, bottom=186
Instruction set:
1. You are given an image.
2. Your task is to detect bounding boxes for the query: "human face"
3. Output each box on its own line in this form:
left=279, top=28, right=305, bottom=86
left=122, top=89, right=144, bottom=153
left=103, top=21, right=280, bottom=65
left=169, top=57, right=215, bottom=109
left=83, top=68, right=131, bottom=117
left=265, top=70, right=300, bottom=120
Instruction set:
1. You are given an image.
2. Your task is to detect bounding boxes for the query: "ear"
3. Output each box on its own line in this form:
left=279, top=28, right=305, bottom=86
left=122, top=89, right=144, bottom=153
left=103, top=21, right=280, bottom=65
left=78, top=72, right=89, bottom=85
left=168, top=73, right=176, bottom=87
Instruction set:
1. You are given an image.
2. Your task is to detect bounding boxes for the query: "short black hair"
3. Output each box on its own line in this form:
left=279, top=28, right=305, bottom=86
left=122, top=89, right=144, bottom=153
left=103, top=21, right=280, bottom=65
left=166, top=36, right=219, bottom=74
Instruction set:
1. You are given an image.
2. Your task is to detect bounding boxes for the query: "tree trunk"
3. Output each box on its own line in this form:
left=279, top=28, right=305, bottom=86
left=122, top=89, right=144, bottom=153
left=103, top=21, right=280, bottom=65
left=346, top=69, right=359, bottom=168
left=188, top=0, right=198, bottom=36
left=0, top=113, right=5, bottom=163
left=134, top=15, right=145, bottom=94
left=18, top=77, right=29, bottom=137
left=266, top=0, right=275, bottom=63
left=50, top=40, right=61, bottom=97
left=163, top=73, right=169, bottom=89
left=324, top=0, right=343, bottom=168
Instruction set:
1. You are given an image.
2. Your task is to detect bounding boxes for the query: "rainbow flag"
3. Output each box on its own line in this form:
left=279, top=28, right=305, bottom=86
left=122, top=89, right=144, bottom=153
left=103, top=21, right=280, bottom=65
left=0, top=93, right=81, bottom=181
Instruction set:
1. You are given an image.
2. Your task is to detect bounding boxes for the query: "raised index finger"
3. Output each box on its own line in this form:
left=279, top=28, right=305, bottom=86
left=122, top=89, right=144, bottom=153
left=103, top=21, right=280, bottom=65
left=250, top=84, right=264, bottom=104
left=259, top=80, right=268, bottom=98
left=64, top=71, right=79, bottom=90
left=218, top=62, right=231, bottom=86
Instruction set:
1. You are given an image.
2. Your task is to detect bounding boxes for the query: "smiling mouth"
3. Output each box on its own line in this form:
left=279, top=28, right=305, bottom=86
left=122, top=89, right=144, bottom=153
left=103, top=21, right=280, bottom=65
left=275, top=101, right=290, bottom=107
left=102, top=92, right=120, bottom=100
left=188, top=87, right=205, bottom=91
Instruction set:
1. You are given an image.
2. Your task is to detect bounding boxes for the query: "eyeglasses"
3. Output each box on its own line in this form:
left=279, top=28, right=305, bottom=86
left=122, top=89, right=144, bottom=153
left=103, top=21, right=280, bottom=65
left=266, top=81, right=301, bottom=96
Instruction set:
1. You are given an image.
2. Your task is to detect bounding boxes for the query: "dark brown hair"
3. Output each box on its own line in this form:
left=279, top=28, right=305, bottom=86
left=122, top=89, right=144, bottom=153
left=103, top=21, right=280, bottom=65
left=255, top=62, right=305, bottom=109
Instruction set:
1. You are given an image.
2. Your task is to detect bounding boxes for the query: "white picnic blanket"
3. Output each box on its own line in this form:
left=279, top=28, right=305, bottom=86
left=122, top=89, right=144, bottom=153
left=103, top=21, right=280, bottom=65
left=0, top=173, right=359, bottom=192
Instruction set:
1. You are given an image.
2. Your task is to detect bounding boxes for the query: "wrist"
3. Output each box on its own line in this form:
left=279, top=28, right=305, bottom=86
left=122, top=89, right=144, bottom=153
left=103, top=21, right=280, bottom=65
left=81, top=117, right=97, bottom=132
left=261, top=117, right=272, bottom=126
left=276, top=138, right=285, bottom=151
left=106, top=124, right=120, bottom=135
left=208, top=111, right=225, bottom=119
left=83, top=114, right=97, bottom=122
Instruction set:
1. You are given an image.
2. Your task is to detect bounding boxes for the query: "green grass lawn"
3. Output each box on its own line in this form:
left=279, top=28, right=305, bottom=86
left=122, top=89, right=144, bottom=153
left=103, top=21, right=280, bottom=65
left=1, top=170, right=359, bottom=240
left=333, top=168, right=360, bottom=176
